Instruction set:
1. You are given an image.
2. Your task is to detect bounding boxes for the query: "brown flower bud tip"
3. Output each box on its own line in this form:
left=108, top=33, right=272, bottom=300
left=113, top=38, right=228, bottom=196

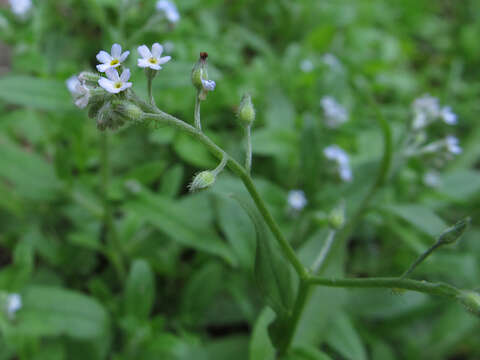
left=200, top=52, right=208, bottom=61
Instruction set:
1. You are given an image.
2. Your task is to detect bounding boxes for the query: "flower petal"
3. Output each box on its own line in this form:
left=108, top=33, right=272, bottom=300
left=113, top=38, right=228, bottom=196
left=157, top=55, right=171, bottom=65
left=137, top=59, right=150, bottom=68
left=105, top=68, right=120, bottom=81
left=96, top=63, right=111, bottom=72
left=150, top=64, right=162, bottom=71
left=138, top=45, right=152, bottom=59
left=111, top=43, right=122, bottom=58
left=96, top=50, right=112, bottom=64
left=119, top=82, right=133, bottom=92
left=120, top=68, right=131, bottom=82
left=119, top=51, right=130, bottom=62
left=98, top=78, right=117, bottom=93
left=152, top=43, right=164, bottom=58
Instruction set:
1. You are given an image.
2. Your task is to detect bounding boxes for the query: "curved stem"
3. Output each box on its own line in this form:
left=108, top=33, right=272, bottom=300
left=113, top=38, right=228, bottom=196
left=143, top=111, right=307, bottom=278
left=311, top=229, right=337, bottom=273
left=212, top=154, right=228, bottom=176
left=307, top=276, right=460, bottom=299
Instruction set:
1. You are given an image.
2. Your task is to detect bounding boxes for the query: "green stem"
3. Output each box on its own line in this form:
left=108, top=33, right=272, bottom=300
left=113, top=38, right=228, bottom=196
left=311, top=229, right=337, bottom=273
left=278, top=281, right=311, bottom=356
left=245, top=125, right=252, bottom=174
left=400, top=241, right=442, bottom=279
left=307, top=276, right=460, bottom=299
left=194, top=92, right=202, bottom=130
left=147, top=75, right=156, bottom=108
left=212, top=154, right=228, bottom=176
left=100, top=132, right=126, bottom=281
left=143, top=111, right=307, bottom=278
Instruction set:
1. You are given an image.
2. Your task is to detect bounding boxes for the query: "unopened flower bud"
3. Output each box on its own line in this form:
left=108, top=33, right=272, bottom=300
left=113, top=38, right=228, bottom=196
left=437, top=217, right=470, bottom=246
left=328, top=202, right=345, bottom=230
left=458, top=290, right=480, bottom=317
left=78, top=71, right=101, bottom=85
left=191, top=52, right=208, bottom=90
left=189, top=170, right=216, bottom=192
left=237, top=94, right=255, bottom=127
left=111, top=100, right=144, bottom=123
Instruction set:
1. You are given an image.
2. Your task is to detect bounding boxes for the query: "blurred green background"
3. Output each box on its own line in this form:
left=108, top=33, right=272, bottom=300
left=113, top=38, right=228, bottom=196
left=0, top=0, right=479, bottom=359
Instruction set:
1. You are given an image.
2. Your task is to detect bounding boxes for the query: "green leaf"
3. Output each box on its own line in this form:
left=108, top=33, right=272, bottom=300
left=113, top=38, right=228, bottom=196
left=233, top=195, right=295, bottom=317
left=325, top=312, right=367, bottom=360
left=0, top=75, right=73, bottom=111
left=216, top=195, right=256, bottom=270
left=124, top=259, right=156, bottom=320
left=0, top=135, right=62, bottom=201
left=383, top=204, right=447, bottom=237
left=249, top=308, right=276, bottom=360
left=124, top=189, right=235, bottom=264
left=438, top=170, right=480, bottom=201
left=13, top=286, right=109, bottom=340
left=173, top=133, right=216, bottom=168
left=288, top=345, right=333, bottom=360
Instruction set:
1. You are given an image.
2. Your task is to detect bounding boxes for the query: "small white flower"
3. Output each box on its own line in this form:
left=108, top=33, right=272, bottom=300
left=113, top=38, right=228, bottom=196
left=320, top=96, right=348, bottom=128
left=96, top=44, right=130, bottom=73
left=201, top=79, right=216, bottom=92
left=5, top=293, right=22, bottom=319
left=66, top=75, right=80, bottom=95
left=322, top=53, right=340, bottom=68
left=137, top=43, right=172, bottom=71
left=288, top=190, right=307, bottom=211
left=156, top=0, right=180, bottom=23
left=423, top=170, right=442, bottom=188
left=324, top=145, right=353, bottom=182
left=9, top=0, right=31, bottom=17
left=73, top=83, right=91, bottom=108
left=440, top=106, right=457, bottom=125
left=98, top=68, right=132, bottom=94
left=445, top=135, right=462, bottom=155
left=300, top=59, right=314, bottom=73
left=412, top=94, right=440, bottom=129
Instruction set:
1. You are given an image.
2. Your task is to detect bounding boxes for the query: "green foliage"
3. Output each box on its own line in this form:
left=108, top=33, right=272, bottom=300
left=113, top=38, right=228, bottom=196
left=0, top=0, right=479, bottom=359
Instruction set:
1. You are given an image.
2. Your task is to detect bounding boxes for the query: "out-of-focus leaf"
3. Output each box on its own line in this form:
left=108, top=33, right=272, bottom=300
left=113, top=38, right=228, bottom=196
left=325, top=312, right=367, bottom=360
left=438, top=170, right=480, bottom=201
left=0, top=135, right=62, bottom=201
left=13, top=286, right=109, bottom=340
left=383, top=204, right=447, bottom=237
left=249, top=308, right=276, bottom=360
left=233, top=194, right=295, bottom=317
left=124, top=259, right=155, bottom=320
left=173, top=133, right=216, bottom=168
left=0, top=75, right=73, bottom=111
left=124, top=189, right=235, bottom=264
left=287, top=345, right=333, bottom=360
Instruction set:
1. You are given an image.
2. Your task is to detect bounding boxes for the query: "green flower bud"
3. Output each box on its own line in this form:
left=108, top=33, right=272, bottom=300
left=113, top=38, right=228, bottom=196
left=189, top=170, right=216, bottom=192
left=111, top=100, right=144, bottom=123
left=191, top=52, right=208, bottom=90
left=438, top=217, right=470, bottom=246
left=78, top=71, right=101, bottom=85
left=328, top=202, right=345, bottom=230
left=237, top=94, right=255, bottom=127
left=458, top=290, right=480, bottom=317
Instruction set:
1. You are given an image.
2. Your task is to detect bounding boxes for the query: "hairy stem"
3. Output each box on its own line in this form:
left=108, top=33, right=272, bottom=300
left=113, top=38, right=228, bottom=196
left=147, top=75, right=156, bottom=108
left=143, top=111, right=307, bottom=278
left=100, top=132, right=126, bottom=281
left=307, top=276, right=460, bottom=299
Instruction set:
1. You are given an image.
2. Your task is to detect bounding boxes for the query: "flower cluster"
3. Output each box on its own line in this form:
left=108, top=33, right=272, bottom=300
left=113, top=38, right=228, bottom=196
left=412, top=94, right=457, bottom=129
left=320, top=96, right=349, bottom=128
left=324, top=145, right=353, bottom=182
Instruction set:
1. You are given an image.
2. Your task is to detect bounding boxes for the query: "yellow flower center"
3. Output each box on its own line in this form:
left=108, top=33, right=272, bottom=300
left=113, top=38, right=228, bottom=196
left=110, top=59, right=120, bottom=66
left=149, top=57, right=158, bottom=64
left=114, top=82, right=122, bottom=89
